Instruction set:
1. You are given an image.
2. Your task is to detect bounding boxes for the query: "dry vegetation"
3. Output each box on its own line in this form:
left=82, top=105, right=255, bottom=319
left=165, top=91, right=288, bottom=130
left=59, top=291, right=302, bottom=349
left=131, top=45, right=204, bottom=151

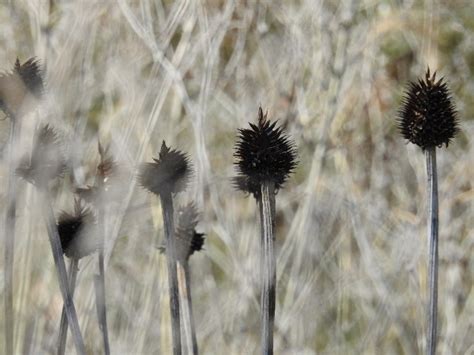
left=0, top=0, right=473, bottom=354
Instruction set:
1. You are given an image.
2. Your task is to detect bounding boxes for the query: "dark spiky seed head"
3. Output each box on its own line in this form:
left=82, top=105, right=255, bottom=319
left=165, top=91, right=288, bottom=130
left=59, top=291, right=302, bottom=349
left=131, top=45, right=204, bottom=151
left=398, top=68, right=459, bottom=150
left=139, top=141, right=192, bottom=196
left=16, top=124, right=67, bottom=186
left=159, top=203, right=205, bottom=261
left=57, top=199, right=97, bottom=260
left=233, top=107, right=297, bottom=198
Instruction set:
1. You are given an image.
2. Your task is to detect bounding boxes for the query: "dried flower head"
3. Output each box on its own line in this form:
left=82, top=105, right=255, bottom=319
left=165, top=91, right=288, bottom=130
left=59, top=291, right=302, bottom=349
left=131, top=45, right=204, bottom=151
left=139, top=141, right=192, bottom=196
left=16, top=124, right=67, bottom=186
left=398, top=68, right=459, bottom=150
left=233, top=107, right=297, bottom=198
left=159, top=203, right=205, bottom=261
left=57, top=199, right=97, bottom=259
left=0, top=57, right=44, bottom=117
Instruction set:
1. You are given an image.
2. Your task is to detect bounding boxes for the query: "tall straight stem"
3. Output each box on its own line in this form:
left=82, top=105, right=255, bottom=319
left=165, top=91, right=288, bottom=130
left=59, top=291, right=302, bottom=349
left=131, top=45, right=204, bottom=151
left=95, top=194, right=110, bottom=355
left=3, top=116, right=20, bottom=355
left=58, top=258, right=79, bottom=355
left=425, top=147, right=439, bottom=355
left=258, top=182, right=276, bottom=355
left=41, top=191, right=86, bottom=355
left=160, top=193, right=181, bottom=355
left=177, top=261, right=198, bottom=355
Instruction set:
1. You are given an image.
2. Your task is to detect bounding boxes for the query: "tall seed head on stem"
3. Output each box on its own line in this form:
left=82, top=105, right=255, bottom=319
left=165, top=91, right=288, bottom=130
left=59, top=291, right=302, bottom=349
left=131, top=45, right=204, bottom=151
left=233, top=107, right=297, bottom=198
left=398, top=68, right=459, bottom=150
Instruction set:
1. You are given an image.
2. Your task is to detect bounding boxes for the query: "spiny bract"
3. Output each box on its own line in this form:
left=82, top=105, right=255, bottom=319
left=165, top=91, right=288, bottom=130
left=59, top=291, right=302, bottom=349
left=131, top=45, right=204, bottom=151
left=234, top=107, right=297, bottom=198
left=398, top=68, right=459, bottom=150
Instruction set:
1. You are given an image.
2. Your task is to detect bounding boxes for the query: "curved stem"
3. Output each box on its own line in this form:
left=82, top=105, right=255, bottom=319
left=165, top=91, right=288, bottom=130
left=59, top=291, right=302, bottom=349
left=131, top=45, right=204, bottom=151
left=426, top=147, right=439, bottom=355
left=258, top=182, right=276, bottom=355
left=160, top=193, right=181, bottom=355
left=57, top=258, right=79, bottom=355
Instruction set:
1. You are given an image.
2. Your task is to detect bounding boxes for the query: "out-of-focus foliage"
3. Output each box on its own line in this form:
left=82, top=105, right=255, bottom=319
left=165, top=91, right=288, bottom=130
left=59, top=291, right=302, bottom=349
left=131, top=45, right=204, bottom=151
left=0, top=1, right=472, bottom=354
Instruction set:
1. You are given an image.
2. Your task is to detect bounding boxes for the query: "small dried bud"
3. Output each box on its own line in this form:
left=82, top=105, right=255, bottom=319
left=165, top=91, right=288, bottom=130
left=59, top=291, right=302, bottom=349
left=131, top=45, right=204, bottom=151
left=398, top=68, right=459, bottom=150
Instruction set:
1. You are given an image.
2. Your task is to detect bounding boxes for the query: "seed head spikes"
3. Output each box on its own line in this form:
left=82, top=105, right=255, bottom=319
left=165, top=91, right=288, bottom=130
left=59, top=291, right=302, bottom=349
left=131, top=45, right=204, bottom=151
left=139, top=141, right=192, bottom=196
left=398, top=68, right=459, bottom=150
left=57, top=199, right=97, bottom=260
left=0, top=57, right=44, bottom=117
left=234, top=107, right=297, bottom=198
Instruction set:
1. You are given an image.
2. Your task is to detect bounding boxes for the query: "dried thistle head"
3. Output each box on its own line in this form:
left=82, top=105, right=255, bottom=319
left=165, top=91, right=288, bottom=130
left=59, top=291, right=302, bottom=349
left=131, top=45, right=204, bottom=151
left=139, top=141, right=192, bottom=196
left=398, top=68, right=459, bottom=150
left=233, top=107, right=297, bottom=198
left=57, top=199, right=98, bottom=260
left=0, top=57, right=44, bottom=117
left=160, top=203, right=205, bottom=262
left=16, top=124, right=67, bottom=187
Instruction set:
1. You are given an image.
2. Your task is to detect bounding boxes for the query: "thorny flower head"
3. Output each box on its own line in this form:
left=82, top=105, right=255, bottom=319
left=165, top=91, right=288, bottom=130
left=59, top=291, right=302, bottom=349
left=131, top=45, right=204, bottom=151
left=0, top=58, right=44, bottom=117
left=139, top=141, right=192, bottom=196
left=234, top=107, right=297, bottom=198
left=57, top=199, right=98, bottom=260
left=398, top=68, right=459, bottom=150
left=16, top=124, right=67, bottom=187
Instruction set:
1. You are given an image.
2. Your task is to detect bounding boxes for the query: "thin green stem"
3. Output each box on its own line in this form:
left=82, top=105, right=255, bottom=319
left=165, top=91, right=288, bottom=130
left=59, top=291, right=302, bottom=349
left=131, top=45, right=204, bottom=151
left=41, top=190, right=86, bottom=355
left=58, top=258, right=79, bottom=355
left=3, top=116, right=21, bottom=355
left=426, top=147, right=439, bottom=355
left=160, top=193, right=181, bottom=355
left=258, top=182, right=276, bottom=355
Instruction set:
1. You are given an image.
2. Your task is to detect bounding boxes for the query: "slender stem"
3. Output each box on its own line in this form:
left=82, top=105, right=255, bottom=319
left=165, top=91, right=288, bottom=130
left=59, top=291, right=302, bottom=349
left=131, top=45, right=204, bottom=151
left=41, top=190, right=86, bottom=355
left=160, top=193, right=181, bottom=355
left=258, top=182, right=276, bottom=355
left=58, top=258, right=79, bottom=355
left=3, top=116, right=20, bottom=355
left=95, top=194, right=110, bottom=355
left=425, top=147, right=439, bottom=355
left=177, top=261, right=198, bottom=355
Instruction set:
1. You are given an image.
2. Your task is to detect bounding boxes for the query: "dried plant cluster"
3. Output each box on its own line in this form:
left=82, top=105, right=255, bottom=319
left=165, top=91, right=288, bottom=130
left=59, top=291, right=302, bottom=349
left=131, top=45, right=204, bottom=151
left=0, top=2, right=472, bottom=355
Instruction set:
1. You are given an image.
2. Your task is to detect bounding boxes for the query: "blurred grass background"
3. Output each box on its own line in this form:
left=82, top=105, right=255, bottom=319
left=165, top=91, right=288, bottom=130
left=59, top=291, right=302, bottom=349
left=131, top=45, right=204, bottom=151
left=0, top=0, right=473, bottom=354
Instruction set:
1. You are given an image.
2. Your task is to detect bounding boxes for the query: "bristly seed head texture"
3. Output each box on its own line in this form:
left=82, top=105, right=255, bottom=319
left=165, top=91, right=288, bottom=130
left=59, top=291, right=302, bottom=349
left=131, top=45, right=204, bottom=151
left=0, top=57, right=44, bottom=116
left=16, top=124, right=67, bottom=186
left=398, top=68, right=459, bottom=150
left=234, top=107, right=297, bottom=198
left=139, top=141, right=192, bottom=196
left=174, top=203, right=205, bottom=261
left=57, top=199, right=97, bottom=260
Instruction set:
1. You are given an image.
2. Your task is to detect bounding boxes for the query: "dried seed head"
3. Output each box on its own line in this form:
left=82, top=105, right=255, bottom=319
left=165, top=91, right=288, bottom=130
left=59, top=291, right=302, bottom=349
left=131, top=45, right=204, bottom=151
left=398, top=68, right=459, bottom=150
left=0, top=57, right=44, bottom=117
left=16, top=124, right=67, bottom=187
left=233, top=107, right=297, bottom=198
left=57, top=199, right=97, bottom=259
left=160, top=203, right=205, bottom=261
left=139, top=141, right=192, bottom=196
